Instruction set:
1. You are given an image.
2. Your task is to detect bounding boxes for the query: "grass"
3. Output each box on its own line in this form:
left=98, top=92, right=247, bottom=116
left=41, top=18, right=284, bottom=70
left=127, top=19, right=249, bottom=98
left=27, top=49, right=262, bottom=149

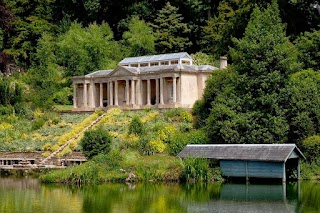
left=53, top=105, right=73, bottom=111
left=40, top=149, right=183, bottom=183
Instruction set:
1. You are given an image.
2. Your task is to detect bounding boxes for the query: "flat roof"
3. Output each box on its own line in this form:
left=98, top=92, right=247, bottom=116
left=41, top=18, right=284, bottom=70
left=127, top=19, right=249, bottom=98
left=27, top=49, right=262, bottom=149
left=178, top=144, right=305, bottom=162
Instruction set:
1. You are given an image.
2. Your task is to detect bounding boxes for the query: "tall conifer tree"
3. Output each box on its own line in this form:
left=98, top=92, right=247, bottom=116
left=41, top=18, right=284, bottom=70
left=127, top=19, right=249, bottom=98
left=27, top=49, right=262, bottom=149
left=152, top=2, right=191, bottom=53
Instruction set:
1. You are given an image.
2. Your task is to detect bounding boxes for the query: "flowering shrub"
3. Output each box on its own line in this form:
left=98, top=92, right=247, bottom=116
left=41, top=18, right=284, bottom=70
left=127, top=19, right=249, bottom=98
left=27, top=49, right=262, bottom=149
left=145, top=139, right=166, bottom=155
left=141, top=111, right=159, bottom=123
left=158, top=125, right=176, bottom=142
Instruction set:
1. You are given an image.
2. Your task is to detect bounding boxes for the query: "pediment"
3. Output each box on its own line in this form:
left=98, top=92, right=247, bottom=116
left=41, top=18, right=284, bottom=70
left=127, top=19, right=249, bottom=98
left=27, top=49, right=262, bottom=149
left=109, top=66, right=136, bottom=77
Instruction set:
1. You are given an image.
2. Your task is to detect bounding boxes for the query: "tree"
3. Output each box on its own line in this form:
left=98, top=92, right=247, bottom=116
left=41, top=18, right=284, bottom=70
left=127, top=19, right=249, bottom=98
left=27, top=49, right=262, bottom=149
left=196, top=2, right=301, bottom=144
left=3, top=0, right=55, bottom=65
left=122, top=16, right=155, bottom=56
left=128, top=116, right=143, bottom=135
left=152, top=2, right=191, bottom=53
left=286, top=69, right=320, bottom=145
left=27, top=33, right=65, bottom=108
left=295, top=29, right=320, bottom=71
left=202, top=0, right=256, bottom=57
left=57, top=22, right=123, bottom=77
left=80, top=127, right=112, bottom=159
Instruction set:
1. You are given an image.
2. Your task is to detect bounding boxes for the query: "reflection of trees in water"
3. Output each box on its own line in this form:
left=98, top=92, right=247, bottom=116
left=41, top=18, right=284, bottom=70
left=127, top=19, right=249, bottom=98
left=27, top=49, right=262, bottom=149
left=0, top=179, right=320, bottom=212
left=0, top=178, right=83, bottom=213
left=81, top=183, right=188, bottom=213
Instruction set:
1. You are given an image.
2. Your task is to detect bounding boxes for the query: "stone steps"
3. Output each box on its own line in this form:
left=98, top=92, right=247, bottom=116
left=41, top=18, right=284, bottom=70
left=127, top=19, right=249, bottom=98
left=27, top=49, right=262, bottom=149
left=40, top=113, right=106, bottom=165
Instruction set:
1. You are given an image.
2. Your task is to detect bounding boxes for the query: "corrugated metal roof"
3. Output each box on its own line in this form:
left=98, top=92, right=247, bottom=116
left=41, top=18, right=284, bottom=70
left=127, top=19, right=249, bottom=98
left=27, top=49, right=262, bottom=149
left=119, top=52, right=191, bottom=65
left=178, top=144, right=305, bottom=162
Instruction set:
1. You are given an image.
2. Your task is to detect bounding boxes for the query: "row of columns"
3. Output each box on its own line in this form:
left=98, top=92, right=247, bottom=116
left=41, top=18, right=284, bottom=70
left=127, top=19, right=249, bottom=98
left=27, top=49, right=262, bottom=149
left=74, top=76, right=178, bottom=108
left=0, top=160, right=16, bottom=165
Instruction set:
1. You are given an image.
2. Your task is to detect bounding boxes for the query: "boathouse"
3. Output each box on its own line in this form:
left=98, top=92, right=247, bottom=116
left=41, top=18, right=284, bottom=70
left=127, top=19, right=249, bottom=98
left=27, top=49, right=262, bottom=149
left=178, top=144, right=305, bottom=181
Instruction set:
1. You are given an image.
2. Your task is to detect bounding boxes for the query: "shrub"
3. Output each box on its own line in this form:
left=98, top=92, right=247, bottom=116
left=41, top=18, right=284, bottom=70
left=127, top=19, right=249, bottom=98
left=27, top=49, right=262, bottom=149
left=80, top=126, right=112, bottom=159
left=301, top=135, right=320, bottom=162
left=32, top=117, right=46, bottom=130
left=145, top=139, right=166, bottom=155
left=0, top=105, right=14, bottom=115
left=179, top=123, right=193, bottom=132
left=128, top=116, right=143, bottom=135
left=167, top=130, right=208, bottom=156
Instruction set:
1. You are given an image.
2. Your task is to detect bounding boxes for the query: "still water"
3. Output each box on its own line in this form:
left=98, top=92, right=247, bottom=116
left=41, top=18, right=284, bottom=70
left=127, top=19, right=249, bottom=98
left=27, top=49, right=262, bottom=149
left=0, top=178, right=319, bottom=213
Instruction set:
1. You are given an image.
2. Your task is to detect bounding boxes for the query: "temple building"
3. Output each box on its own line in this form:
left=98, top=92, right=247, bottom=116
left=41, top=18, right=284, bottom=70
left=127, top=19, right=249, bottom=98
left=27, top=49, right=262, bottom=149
left=72, top=52, right=226, bottom=111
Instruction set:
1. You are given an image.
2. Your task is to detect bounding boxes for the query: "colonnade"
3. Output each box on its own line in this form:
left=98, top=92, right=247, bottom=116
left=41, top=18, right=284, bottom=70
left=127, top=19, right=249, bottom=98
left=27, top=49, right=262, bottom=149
left=73, top=76, right=179, bottom=109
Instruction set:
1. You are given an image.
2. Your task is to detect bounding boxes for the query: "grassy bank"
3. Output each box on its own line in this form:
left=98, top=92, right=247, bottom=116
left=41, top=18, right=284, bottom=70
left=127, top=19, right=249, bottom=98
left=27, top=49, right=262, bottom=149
left=39, top=108, right=223, bottom=183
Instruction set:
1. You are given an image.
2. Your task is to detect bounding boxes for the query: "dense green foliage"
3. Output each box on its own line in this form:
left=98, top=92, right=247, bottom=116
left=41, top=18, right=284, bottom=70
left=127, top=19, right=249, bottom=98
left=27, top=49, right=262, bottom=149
left=0, top=0, right=319, bottom=110
left=80, top=126, right=112, bottom=159
left=128, top=116, right=144, bottom=135
left=193, top=2, right=320, bottom=147
left=122, top=16, right=155, bottom=56
left=152, top=2, right=191, bottom=53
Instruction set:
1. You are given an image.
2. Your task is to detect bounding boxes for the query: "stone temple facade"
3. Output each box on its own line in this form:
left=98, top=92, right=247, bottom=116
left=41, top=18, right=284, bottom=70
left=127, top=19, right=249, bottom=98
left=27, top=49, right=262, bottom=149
left=72, top=52, right=226, bottom=111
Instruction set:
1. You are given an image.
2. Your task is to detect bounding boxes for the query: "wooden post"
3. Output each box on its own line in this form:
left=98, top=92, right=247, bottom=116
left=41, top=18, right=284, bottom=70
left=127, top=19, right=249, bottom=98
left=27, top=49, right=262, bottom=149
left=283, top=162, right=286, bottom=182
left=297, top=159, right=301, bottom=180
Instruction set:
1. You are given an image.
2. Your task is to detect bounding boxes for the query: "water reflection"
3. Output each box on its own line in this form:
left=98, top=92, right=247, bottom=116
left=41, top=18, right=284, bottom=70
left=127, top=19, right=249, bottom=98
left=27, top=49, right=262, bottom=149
left=0, top=178, right=319, bottom=213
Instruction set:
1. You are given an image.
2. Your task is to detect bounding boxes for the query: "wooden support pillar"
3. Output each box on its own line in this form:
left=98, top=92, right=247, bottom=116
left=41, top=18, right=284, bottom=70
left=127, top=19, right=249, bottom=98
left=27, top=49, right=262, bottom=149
left=109, top=81, right=113, bottom=106
left=99, top=83, right=103, bottom=107
left=173, top=76, right=177, bottom=103
left=73, top=83, right=77, bottom=108
left=83, top=83, right=87, bottom=107
left=282, top=162, right=286, bottom=182
left=297, top=159, right=301, bottom=180
left=156, top=78, right=159, bottom=104
left=160, top=77, right=164, bottom=104
left=147, top=79, right=151, bottom=105
left=114, top=80, right=118, bottom=106
left=126, top=80, right=130, bottom=105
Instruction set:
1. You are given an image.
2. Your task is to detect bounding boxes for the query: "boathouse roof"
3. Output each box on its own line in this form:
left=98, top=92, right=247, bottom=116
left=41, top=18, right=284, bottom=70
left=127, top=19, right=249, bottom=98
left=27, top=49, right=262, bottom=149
left=178, top=144, right=305, bottom=162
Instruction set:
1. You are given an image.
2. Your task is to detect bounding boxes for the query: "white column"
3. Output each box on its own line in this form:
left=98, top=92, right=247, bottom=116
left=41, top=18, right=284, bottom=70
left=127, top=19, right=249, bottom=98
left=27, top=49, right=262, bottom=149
left=156, top=78, right=159, bottom=104
left=83, top=83, right=87, bottom=107
left=99, top=83, right=103, bottom=107
left=126, top=80, right=130, bottom=105
left=147, top=79, right=151, bottom=105
left=131, top=80, right=135, bottom=105
left=173, top=76, right=177, bottom=103
left=88, top=82, right=94, bottom=108
left=109, top=81, right=113, bottom=106
left=114, top=80, right=118, bottom=106
left=160, top=77, right=164, bottom=104
left=137, top=79, right=141, bottom=105
left=73, top=83, right=77, bottom=108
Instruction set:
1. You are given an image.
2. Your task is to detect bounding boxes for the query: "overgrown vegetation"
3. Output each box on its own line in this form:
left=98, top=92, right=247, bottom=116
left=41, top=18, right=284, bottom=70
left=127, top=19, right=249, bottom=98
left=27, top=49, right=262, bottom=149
left=40, top=108, right=224, bottom=183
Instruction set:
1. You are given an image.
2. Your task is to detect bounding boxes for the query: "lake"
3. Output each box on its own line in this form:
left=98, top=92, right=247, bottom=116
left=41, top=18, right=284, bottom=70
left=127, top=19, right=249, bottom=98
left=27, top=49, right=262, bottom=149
left=0, top=178, right=319, bottom=213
